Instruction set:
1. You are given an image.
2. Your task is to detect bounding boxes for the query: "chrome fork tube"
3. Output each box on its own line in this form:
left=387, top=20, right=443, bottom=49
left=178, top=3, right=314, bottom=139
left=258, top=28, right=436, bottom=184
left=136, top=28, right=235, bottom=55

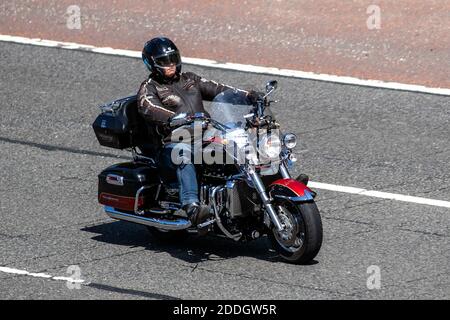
left=248, top=169, right=284, bottom=231
left=279, top=162, right=291, bottom=179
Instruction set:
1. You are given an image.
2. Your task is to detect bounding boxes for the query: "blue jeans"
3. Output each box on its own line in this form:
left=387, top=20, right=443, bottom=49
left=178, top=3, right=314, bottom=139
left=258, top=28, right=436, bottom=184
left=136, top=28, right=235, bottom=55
left=159, top=143, right=199, bottom=207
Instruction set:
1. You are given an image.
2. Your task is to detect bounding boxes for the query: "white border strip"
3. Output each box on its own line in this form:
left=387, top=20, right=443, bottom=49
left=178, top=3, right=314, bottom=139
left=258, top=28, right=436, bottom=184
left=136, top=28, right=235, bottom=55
left=308, top=182, right=450, bottom=209
left=1, top=34, right=450, bottom=96
left=0, top=266, right=85, bottom=284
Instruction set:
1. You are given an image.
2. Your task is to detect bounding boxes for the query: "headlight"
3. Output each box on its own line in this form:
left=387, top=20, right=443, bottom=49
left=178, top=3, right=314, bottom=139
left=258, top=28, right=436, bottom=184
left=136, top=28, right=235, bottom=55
left=283, top=133, right=297, bottom=149
left=259, top=133, right=282, bottom=160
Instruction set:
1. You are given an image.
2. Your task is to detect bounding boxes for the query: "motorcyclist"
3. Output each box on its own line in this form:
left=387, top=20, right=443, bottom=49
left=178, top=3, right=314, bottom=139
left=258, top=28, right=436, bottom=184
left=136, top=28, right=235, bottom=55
left=137, top=36, right=257, bottom=227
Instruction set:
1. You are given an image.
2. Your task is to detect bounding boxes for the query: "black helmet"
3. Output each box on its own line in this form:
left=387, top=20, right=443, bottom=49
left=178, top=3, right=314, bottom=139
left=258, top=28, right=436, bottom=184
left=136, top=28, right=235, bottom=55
left=142, top=37, right=182, bottom=79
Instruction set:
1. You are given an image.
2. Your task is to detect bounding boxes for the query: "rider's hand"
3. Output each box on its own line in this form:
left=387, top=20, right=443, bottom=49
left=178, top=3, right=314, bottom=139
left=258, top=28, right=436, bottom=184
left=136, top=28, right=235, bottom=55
left=169, top=113, right=191, bottom=128
left=246, top=90, right=263, bottom=104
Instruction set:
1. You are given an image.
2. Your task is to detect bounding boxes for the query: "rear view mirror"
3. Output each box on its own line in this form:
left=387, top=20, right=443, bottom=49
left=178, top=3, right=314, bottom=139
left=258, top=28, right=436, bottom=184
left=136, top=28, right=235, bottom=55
left=263, top=80, right=278, bottom=100
left=265, top=80, right=278, bottom=94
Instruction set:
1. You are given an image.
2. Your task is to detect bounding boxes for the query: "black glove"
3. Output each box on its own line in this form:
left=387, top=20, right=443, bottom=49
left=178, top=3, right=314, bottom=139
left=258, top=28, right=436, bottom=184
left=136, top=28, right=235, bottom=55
left=169, top=113, right=192, bottom=128
left=246, top=90, right=264, bottom=104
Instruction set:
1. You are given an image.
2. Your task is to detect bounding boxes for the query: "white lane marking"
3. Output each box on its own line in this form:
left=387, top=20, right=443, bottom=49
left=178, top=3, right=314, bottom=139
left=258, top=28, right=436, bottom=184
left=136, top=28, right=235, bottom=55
left=308, top=181, right=450, bottom=209
left=1, top=34, right=449, bottom=96
left=0, top=266, right=85, bottom=283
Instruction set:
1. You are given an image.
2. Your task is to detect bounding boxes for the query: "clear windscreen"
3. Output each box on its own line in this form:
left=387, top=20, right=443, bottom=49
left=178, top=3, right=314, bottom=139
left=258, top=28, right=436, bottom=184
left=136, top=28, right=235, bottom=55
left=203, top=89, right=280, bottom=173
left=208, top=89, right=254, bottom=129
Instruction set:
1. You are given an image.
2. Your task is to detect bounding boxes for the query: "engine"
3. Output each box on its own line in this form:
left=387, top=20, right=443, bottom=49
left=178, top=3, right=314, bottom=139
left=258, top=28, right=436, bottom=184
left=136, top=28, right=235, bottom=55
left=200, top=179, right=260, bottom=218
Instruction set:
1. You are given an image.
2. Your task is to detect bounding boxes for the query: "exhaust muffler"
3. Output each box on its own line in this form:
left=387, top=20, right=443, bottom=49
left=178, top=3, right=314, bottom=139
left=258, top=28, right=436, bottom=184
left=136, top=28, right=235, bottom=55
left=104, top=206, right=192, bottom=230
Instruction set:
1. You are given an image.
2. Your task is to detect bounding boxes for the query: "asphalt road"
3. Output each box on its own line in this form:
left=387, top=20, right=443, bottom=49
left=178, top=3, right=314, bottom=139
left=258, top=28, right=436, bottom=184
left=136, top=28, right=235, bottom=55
left=0, top=41, right=449, bottom=299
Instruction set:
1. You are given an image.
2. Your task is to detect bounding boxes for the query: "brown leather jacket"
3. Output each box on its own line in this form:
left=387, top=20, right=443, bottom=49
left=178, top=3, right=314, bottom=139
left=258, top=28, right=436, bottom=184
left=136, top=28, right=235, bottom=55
left=137, top=72, right=248, bottom=143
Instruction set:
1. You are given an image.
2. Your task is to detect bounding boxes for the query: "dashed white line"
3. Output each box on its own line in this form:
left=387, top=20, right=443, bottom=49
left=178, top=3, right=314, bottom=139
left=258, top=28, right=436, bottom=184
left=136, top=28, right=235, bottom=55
left=0, top=266, right=85, bottom=283
left=1, top=34, right=449, bottom=96
left=309, top=181, right=450, bottom=209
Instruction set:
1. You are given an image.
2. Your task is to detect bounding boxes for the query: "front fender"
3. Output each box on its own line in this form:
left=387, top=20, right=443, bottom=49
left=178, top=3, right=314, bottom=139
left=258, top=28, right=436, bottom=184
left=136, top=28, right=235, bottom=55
left=269, top=178, right=316, bottom=202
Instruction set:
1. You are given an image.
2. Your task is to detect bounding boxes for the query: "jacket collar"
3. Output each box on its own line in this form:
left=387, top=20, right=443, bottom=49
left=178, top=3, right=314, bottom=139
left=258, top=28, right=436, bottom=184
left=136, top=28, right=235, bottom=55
left=150, top=72, right=180, bottom=85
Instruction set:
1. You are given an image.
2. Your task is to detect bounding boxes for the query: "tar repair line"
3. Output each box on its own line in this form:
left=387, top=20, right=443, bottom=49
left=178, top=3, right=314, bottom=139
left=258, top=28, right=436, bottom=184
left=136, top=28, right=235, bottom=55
left=1, top=34, right=450, bottom=209
left=0, top=266, right=85, bottom=284
left=1, top=34, right=450, bottom=96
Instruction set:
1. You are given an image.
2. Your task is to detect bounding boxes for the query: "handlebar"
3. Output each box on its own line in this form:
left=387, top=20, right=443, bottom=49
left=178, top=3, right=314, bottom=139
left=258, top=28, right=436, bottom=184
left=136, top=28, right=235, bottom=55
left=169, top=112, right=210, bottom=128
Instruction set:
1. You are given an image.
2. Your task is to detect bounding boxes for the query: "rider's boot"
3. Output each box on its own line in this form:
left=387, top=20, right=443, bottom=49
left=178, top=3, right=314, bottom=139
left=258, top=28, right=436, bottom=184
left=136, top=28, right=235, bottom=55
left=183, top=202, right=210, bottom=227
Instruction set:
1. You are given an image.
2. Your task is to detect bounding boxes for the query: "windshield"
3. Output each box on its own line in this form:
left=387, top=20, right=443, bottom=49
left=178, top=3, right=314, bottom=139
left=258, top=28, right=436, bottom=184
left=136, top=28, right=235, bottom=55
left=207, top=89, right=274, bottom=129
left=208, top=89, right=253, bottom=129
left=203, top=89, right=281, bottom=172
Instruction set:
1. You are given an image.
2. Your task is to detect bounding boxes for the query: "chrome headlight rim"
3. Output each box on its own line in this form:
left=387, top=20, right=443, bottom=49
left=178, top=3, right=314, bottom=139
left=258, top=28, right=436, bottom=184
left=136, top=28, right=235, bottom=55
left=259, top=133, right=282, bottom=160
left=283, top=133, right=297, bottom=149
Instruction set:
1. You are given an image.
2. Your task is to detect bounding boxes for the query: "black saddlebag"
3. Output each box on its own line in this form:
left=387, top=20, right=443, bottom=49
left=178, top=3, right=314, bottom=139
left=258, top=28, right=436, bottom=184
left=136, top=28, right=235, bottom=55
left=92, top=95, right=159, bottom=150
left=98, top=162, right=160, bottom=212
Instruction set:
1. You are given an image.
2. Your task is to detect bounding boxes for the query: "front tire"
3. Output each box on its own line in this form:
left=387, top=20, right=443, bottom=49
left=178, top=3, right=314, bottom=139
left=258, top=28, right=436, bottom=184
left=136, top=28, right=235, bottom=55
left=268, top=201, right=322, bottom=264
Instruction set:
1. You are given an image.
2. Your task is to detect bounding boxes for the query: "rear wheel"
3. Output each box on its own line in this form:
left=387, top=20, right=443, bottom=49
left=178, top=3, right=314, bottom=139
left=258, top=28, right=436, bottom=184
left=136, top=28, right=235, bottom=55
left=268, top=200, right=322, bottom=264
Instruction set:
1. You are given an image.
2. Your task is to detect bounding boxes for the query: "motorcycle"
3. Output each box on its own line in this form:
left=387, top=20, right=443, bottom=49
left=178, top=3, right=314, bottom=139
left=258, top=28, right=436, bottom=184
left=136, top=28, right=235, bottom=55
left=92, top=80, right=322, bottom=264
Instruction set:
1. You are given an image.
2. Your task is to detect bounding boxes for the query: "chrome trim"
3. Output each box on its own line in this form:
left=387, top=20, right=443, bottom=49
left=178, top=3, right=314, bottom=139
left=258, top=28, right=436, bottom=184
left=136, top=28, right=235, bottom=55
left=210, top=187, right=242, bottom=241
left=282, top=133, right=297, bottom=149
left=154, top=184, right=161, bottom=201
left=106, top=174, right=124, bottom=186
left=226, top=180, right=236, bottom=189
left=148, top=208, right=172, bottom=215
left=131, top=148, right=157, bottom=167
left=279, top=162, right=291, bottom=179
left=225, top=180, right=245, bottom=217
left=134, top=186, right=154, bottom=215
left=273, top=193, right=314, bottom=202
left=159, top=201, right=182, bottom=211
left=200, top=185, right=209, bottom=205
left=248, top=168, right=284, bottom=231
left=216, top=186, right=226, bottom=215
left=104, top=206, right=191, bottom=230
left=197, top=219, right=216, bottom=229
left=251, top=230, right=261, bottom=239
left=137, top=155, right=157, bottom=166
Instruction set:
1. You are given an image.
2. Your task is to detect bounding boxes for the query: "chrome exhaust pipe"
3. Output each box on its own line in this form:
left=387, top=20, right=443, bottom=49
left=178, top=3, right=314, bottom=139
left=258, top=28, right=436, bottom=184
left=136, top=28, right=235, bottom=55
left=104, top=206, right=192, bottom=231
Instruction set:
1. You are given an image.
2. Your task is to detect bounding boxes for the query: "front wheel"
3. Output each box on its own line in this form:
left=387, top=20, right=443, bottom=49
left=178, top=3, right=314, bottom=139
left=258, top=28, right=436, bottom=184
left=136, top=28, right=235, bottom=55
left=268, top=201, right=322, bottom=264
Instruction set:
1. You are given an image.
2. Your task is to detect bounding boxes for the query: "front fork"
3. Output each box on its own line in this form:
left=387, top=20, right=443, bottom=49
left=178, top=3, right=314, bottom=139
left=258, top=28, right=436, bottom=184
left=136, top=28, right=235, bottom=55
left=248, top=161, right=291, bottom=232
left=279, top=161, right=291, bottom=179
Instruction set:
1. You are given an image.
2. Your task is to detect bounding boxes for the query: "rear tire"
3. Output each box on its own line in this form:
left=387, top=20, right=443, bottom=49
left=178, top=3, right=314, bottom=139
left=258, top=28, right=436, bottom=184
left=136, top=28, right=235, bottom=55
left=268, top=201, right=322, bottom=264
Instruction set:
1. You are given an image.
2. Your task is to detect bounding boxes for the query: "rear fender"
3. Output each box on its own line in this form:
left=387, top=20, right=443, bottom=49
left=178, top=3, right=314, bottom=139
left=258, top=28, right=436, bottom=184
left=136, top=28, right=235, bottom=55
left=269, top=178, right=316, bottom=202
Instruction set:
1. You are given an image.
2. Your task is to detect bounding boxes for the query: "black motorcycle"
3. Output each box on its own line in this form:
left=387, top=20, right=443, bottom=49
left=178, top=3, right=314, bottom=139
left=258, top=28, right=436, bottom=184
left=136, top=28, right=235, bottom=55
left=93, top=80, right=322, bottom=264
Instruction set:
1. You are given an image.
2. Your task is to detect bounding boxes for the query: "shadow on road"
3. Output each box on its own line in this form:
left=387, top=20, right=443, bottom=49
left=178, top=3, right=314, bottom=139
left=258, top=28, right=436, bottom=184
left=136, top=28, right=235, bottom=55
left=81, top=220, right=318, bottom=265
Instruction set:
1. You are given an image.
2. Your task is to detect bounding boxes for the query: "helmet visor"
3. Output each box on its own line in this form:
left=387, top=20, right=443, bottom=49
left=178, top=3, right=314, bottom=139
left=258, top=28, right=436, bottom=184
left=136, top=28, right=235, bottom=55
left=153, top=52, right=181, bottom=68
